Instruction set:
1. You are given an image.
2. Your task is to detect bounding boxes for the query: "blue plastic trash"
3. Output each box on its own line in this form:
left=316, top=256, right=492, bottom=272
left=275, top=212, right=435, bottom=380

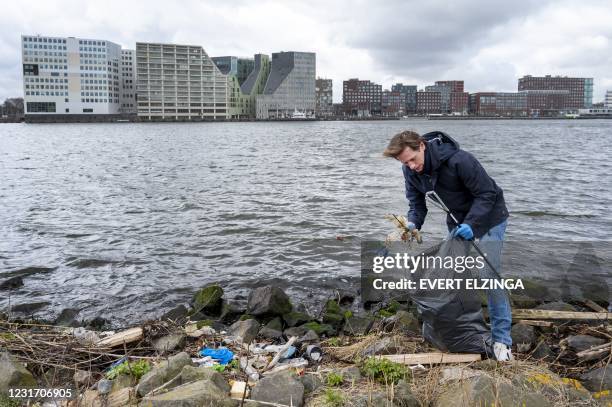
left=198, top=347, right=234, bottom=365
left=280, top=345, right=296, bottom=361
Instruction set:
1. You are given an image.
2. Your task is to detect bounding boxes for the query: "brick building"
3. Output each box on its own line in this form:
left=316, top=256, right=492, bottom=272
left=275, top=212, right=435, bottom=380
left=518, top=75, right=593, bottom=109
left=342, top=78, right=382, bottom=116
left=416, top=91, right=441, bottom=114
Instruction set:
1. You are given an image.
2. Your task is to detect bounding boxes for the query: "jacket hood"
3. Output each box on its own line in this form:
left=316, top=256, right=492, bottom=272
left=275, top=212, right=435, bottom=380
left=422, top=131, right=460, bottom=171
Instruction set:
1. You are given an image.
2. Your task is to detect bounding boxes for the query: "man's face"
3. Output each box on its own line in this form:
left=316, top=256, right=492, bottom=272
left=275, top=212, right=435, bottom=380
left=397, top=143, right=425, bottom=173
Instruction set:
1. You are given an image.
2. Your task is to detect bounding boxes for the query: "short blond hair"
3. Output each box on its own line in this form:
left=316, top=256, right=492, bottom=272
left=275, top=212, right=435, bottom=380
left=383, top=131, right=424, bottom=158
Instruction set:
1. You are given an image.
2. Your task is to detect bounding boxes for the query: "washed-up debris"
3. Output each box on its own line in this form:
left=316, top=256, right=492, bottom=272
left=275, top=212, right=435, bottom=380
left=230, top=380, right=249, bottom=399
left=304, top=344, right=322, bottom=361
left=198, top=346, right=234, bottom=365
left=265, top=357, right=308, bottom=375
left=72, top=326, right=100, bottom=346
left=1, top=282, right=611, bottom=407
left=512, top=309, right=612, bottom=320
left=184, top=322, right=216, bottom=337
left=381, top=352, right=482, bottom=365
left=264, top=344, right=296, bottom=360
left=265, top=336, right=297, bottom=370
left=191, top=356, right=215, bottom=367
left=575, top=342, right=612, bottom=361
left=96, top=327, right=143, bottom=347
left=240, top=356, right=260, bottom=381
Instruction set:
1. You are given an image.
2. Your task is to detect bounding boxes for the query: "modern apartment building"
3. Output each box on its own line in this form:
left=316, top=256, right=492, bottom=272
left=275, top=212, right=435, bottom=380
left=120, top=49, right=137, bottom=114
left=518, top=75, right=593, bottom=109
left=342, top=78, right=382, bottom=116
left=523, top=90, right=570, bottom=114
left=228, top=53, right=270, bottom=118
left=381, top=90, right=404, bottom=116
left=315, top=78, right=333, bottom=117
left=136, top=42, right=229, bottom=121
left=469, top=90, right=572, bottom=116
left=449, top=91, right=469, bottom=114
left=21, top=35, right=121, bottom=120
left=424, top=80, right=466, bottom=113
left=416, top=91, right=442, bottom=114
left=605, top=90, right=612, bottom=108
left=434, top=80, right=464, bottom=93
left=255, top=51, right=316, bottom=119
left=391, top=83, right=417, bottom=114
left=470, top=92, right=527, bottom=116
left=237, top=58, right=255, bottom=85
left=211, top=56, right=238, bottom=76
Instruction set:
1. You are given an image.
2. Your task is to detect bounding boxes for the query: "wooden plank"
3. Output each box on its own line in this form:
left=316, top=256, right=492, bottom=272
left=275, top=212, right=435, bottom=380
left=512, top=309, right=611, bottom=320
left=516, top=320, right=553, bottom=327
left=96, top=327, right=143, bottom=348
left=380, top=352, right=482, bottom=365
left=584, top=300, right=607, bottom=313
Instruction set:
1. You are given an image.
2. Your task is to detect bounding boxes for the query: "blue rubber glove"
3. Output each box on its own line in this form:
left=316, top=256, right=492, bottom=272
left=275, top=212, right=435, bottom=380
left=453, top=224, right=474, bottom=240
left=406, top=222, right=416, bottom=232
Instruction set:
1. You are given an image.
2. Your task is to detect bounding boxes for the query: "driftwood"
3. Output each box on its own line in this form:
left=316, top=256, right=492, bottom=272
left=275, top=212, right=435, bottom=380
left=584, top=300, right=607, bottom=313
left=576, top=342, right=612, bottom=361
left=380, top=352, right=482, bottom=365
left=265, top=336, right=297, bottom=371
left=516, top=320, right=553, bottom=327
left=96, top=327, right=143, bottom=348
left=512, top=309, right=611, bottom=320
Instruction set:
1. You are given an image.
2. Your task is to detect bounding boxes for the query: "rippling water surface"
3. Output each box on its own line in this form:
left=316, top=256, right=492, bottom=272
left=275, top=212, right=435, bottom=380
left=1, top=119, right=611, bottom=325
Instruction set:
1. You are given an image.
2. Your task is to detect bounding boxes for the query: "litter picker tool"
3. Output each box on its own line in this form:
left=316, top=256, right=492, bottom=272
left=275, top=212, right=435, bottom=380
left=425, top=190, right=503, bottom=281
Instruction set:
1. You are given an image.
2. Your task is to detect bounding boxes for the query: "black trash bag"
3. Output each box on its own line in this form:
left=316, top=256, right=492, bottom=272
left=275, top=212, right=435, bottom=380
left=410, top=238, right=494, bottom=356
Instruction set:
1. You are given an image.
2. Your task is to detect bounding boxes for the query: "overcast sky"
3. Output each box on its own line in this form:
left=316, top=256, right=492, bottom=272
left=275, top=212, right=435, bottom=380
left=1, top=0, right=611, bottom=102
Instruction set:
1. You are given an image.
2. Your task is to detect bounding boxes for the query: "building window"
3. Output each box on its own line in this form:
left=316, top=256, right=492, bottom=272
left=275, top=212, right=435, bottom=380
left=26, top=102, right=56, bottom=113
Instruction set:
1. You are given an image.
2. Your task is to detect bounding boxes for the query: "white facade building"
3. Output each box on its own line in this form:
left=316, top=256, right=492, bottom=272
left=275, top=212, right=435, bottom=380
left=256, top=51, right=316, bottom=119
left=136, top=42, right=229, bottom=120
left=605, top=90, right=612, bottom=108
left=21, top=35, right=121, bottom=117
left=120, top=49, right=137, bottom=114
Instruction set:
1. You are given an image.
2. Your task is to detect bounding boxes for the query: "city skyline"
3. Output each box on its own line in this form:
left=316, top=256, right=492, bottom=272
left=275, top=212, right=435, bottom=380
left=1, top=0, right=612, bottom=103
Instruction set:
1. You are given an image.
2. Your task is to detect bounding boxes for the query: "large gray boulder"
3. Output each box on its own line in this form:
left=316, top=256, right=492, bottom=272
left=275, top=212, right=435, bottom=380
left=136, top=352, right=192, bottom=397
left=152, top=334, right=186, bottom=354
left=177, top=366, right=230, bottom=393
left=0, top=352, right=37, bottom=393
left=229, top=319, right=260, bottom=344
left=250, top=371, right=304, bottom=407
left=258, top=317, right=283, bottom=339
left=361, top=336, right=400, bottom=357
left=580, top=366, right=611, bottom=392
left=192, top=284, right=224, bottom=315
left=247, top=285, right=292, bottom=316
left=139, top=379, right=234, bottom=407
left=343, top=314, right=375, bottom=336
left=511, top=323, right=536, bottom=352
left=565, top=335, right=606, bottom=353
left=393, top=379, right=420, bottom=407
left=282, top=311, right=311, bottom=327
left=436, top=373, right=554, bottom=407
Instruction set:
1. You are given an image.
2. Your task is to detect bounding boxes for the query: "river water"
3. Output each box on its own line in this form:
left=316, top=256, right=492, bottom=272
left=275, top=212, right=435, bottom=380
left=1, top=119, right=611, bottom=325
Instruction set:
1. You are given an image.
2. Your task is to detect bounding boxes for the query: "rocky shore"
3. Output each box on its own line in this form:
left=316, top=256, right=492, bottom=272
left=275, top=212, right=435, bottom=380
left=1, top=283, right=610, bottom=406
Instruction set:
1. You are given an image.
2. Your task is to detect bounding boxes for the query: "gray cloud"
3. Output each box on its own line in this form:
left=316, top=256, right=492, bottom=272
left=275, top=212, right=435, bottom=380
left=0, top=0, right=610, bottom=102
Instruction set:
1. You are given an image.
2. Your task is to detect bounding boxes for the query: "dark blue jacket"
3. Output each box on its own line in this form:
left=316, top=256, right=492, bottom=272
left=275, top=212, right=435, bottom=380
left=403, top=131, right=508, bottom=239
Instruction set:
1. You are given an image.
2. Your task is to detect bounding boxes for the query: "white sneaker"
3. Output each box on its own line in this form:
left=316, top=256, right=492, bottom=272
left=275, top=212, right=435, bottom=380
left=493, top=342, right=514, bottom=361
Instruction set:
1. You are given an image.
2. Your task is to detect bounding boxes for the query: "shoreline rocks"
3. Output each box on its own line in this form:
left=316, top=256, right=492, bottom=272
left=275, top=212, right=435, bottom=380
left=0, top=283, right=610, bottom=407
